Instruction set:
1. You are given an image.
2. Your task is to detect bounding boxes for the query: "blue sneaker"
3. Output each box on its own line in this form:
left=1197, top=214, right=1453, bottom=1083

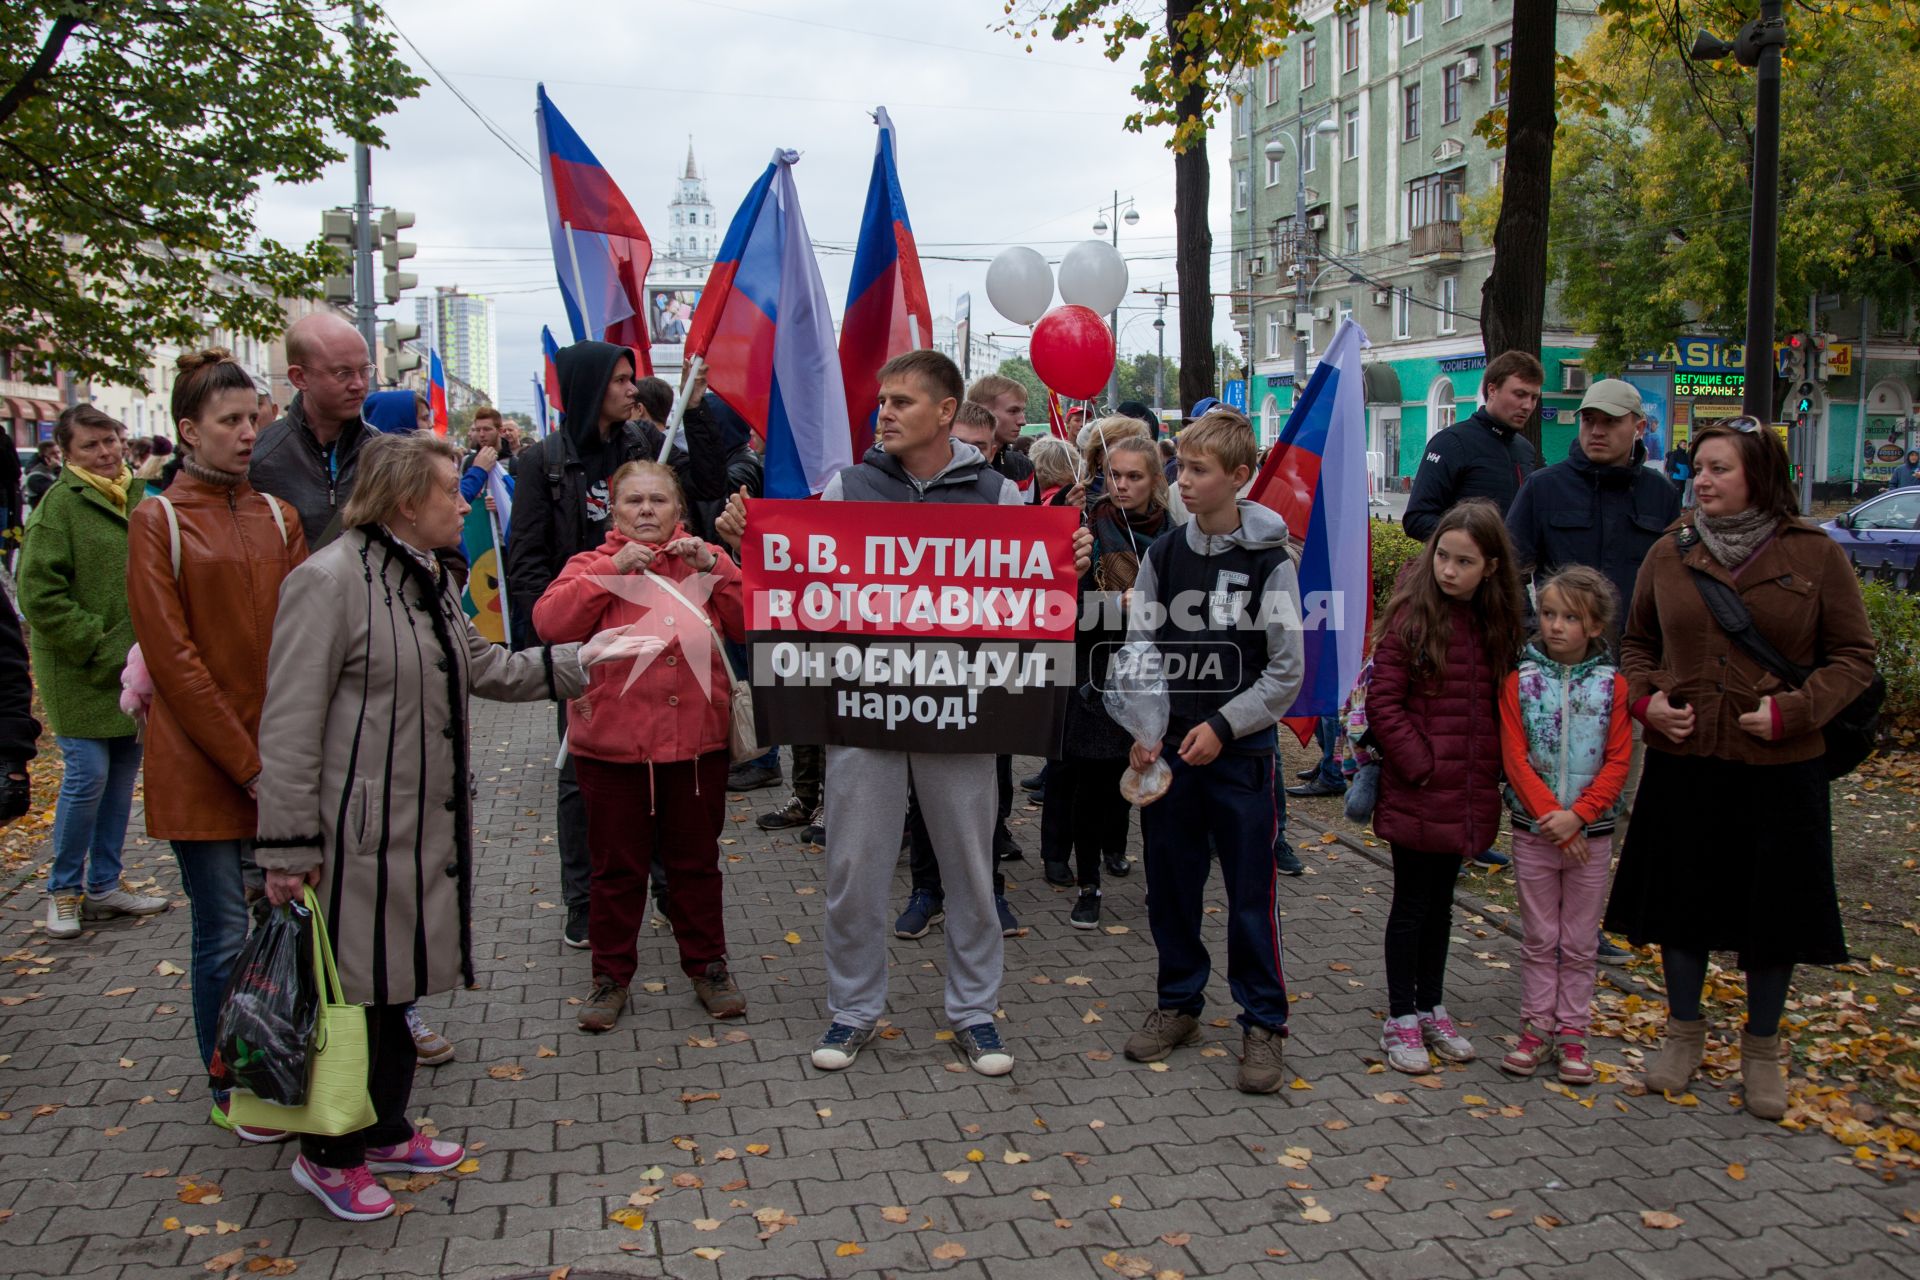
left=996, top=894, right=1020, bottom=936
left=809, top=1021, right=876, bottom=1071
left=954, top=1022, right=1014, bottom=1076
left=1274, top=844, right=1305, bottom=877
left=894, top=890, right=944, bottom=939
left=1597, top=932, right=1632, bottom=966
left=1468, top=848, right=1512, bottom=869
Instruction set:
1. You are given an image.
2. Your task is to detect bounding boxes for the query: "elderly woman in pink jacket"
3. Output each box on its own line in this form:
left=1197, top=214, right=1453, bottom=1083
left=534, top=459, right=746, bottom=1035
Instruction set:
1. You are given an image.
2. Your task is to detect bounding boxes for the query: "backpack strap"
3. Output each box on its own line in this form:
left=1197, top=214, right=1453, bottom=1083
left=155, top=494, right=181, bottom=580
left=262, top=493, right=289, bottom=545
left=1684, top=563, right=1811, bottom=688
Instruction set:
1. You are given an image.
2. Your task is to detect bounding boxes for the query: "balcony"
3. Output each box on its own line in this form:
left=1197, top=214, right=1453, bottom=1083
left=1410, top=220, right=1463, bottom=261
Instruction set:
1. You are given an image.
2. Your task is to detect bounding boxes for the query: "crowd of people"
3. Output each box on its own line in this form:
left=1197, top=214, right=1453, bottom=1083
left=1, top=313, right=1882, bottom=1225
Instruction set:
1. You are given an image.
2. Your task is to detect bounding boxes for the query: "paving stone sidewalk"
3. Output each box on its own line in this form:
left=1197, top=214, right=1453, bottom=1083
left=1, top=697, right=1916, bottom=1280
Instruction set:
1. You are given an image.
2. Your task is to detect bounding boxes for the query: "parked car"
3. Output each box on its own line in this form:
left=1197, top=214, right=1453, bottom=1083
left=1822, top=487, right=1920, bottom=590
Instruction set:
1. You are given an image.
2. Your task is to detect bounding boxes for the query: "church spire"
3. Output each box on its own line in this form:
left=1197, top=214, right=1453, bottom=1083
left=684, top=138, right=698, bottom=181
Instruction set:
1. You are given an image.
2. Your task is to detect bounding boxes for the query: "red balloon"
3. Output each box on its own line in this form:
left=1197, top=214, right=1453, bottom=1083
left=1030, top=305, right=1115, bottom=401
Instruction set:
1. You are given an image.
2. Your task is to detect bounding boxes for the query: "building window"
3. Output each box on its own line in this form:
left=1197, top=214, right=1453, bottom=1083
left=1491, top=156, right=1506, bottom=187
left=1302, top=35, right=1318, bottom=89
left=1438, top=277, right=1458, bottom=333
left=1343, top=106, right=1360, bottom=160
left=1265, top=57, right=1282, bottom=104
left=1344, top=204, right=1359, bottom=252
left=1405, top=170, right=1464, bottom=228
left=1233, top=94, right=1249, bottom=137
left=1344, top=16, right=1361, bottom=71
left=1303, top=127, right=1319, bottom=173
left=1493, top=40, right=1513, bottom=105
left=1393, top=288, right=1413, bottom=339
left=1267, top=311, right=1282, bottom=357
left=1337, top=301, right=1354, bottom=330
left=1403, top=82, right=1421, bottom=140
left=1266, top=150, right=1284, bottom=186
left=1443, top=64, right=1463, bottom=123
left=1404, top=1, right=1423, bottom=42
left=1235, top=166, right=1249, bottom=211
left=1442, top=0, right=1462, bottom=20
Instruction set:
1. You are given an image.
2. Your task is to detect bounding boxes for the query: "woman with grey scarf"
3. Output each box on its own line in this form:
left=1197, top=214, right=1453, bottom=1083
left=1602, top=419, right=1877, bottom=1121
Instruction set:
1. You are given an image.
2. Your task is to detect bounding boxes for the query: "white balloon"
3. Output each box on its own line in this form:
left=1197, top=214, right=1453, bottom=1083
left=1057, top=240, right=1130, bottom=315
left=986, top=246, right=1054, bottom=325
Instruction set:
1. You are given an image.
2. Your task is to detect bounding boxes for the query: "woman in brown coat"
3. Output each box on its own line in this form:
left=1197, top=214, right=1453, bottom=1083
left=1603, top=419, right=1878, bottom=1120
left=253, top=433, right=624, bottom=1223
left=127, top=350, right=307, bottom=1143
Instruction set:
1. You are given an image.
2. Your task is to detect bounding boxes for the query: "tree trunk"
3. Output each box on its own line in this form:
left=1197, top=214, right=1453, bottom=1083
left=1170, top=0, right=1215, bottom=417
left=1478, top=0, right=1556, bottom=450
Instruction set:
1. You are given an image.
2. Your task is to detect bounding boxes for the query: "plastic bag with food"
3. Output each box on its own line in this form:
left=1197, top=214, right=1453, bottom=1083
left=1103, top=639, right=1172, bottom=806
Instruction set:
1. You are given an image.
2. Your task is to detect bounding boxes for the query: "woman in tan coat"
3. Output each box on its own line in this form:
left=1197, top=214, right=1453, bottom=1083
left=254, top=433, right=623, bottom=1223
left=127, top=350, right=307, bottom=1144
left=1603, top=419, right=1877, bottom=1121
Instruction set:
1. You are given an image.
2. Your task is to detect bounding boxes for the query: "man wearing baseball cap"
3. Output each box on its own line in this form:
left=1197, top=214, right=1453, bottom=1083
left=1506, top=377, right=1680, bottom=625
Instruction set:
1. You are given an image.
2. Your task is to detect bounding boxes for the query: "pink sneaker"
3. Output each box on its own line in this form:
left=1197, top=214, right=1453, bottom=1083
left=290, top=1155, right=395, bottom=1222
left=365, top=1131, right=466, bottom=1173
left=1500, top=1026, right=1553, bottom=1077
left=1556, top=1031, right=1596, bottom=1085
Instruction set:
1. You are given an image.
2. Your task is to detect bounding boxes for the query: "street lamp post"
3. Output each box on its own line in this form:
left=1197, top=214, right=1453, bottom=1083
left=1153, top=293, right=1167, bottom=413
left=1094, top=192, right=1139, bottom=410
left=1290, top=97, right=1341, bottom=407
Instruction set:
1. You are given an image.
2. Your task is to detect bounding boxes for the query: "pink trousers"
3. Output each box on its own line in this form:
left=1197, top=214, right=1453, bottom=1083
left=1512, top=828, right=1613, bottom=1034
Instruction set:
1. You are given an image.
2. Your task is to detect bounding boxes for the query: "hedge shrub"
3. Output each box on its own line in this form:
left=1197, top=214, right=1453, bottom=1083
left=1862, top=580, right=1920, bottom=740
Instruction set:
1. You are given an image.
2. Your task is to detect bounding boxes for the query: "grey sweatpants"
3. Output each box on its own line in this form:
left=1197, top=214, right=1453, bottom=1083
left=823, top=746, right=1002, bottom=1029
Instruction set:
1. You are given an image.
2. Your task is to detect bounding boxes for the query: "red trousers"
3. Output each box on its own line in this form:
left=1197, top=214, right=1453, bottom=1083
left=573, top=752, right=730, bottom=987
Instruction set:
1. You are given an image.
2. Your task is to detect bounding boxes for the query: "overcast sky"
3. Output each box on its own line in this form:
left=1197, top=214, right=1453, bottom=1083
left=251, top=0, right=1238, bottom=420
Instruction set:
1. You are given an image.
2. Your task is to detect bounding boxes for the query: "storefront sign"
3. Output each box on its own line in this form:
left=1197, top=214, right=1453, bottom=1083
left=1437, top=354, right=1487, bottom=374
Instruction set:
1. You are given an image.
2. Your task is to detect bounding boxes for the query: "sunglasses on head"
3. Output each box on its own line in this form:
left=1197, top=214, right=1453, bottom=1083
left=1718, top=415, right=1765, bottom=434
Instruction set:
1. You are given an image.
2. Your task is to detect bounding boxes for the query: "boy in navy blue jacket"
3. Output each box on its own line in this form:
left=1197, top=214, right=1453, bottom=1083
left=1109, top=412, right=1305, bottom=1093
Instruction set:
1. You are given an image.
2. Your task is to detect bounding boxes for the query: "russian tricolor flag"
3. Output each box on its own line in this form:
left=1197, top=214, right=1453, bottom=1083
left=541, top=326, right=562, bottom=424
left=1247, top=319, right=1372, bottom=721
left=536, top=84, right=652, bottom=375
left=684, top=149, right=850, bottom=499
left=428, top=347, right=449, bottom=437
left=838, top=108, right=931, bottom=459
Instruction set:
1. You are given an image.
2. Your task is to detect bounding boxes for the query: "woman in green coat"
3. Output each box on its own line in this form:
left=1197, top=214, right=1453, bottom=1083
left=19, top=405, right=168, bottom=939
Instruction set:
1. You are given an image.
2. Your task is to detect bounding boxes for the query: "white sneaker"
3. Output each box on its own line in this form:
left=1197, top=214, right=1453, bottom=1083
left=45, top=893, right=83, bottom=939
left=1380, top=1014, right=1432, bottom=1074
left=1418, top=1004, right=1477, bottom=1063
left=83, top=882, right=168, bottom=919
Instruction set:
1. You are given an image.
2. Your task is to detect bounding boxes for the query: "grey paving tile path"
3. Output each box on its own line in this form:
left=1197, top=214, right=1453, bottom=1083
left=1, top=697, right=1916, bottom=1279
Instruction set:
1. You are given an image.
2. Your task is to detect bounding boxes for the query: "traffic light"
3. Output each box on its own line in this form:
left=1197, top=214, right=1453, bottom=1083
left=1777, top=331, right=1808, bottom=383
left=1809, top=332, right=1831, bottom=382
left=1795, top=382, right=1815, bottom=416
left=381, top=320, right=421, bottom=384
left=1816, top=332, right=1845, bottom=380
left=379, top=209, right=417, bottom=304
left=321, top=209, right=355, bottom=307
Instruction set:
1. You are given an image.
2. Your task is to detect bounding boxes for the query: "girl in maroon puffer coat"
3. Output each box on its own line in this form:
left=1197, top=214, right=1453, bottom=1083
left=1367, top=500, right=1525, bottom=1074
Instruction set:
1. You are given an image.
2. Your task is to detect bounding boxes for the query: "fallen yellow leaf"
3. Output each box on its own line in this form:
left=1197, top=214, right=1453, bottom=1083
left=784, top=931, right=802, bottom=945
left=608, top=1207, right=646, bottom=1230
left=881, top=1206, right=911, bottom=1223
left=835, top=1243, right=866, bottom=1257
left=1641, top=1210, right=1685, bottom=1230
left=931, top=1243, right=968, bottom=1260
left=1726, top=1163, right=1747, bottom=1181
left=691, top=1247, right=724, bottom=1260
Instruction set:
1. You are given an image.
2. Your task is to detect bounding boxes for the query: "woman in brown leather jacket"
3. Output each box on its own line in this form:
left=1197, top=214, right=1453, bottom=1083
left=127, top=350, right=309, bottom=1142
left=1602, top=419, right=1878, bottom=1121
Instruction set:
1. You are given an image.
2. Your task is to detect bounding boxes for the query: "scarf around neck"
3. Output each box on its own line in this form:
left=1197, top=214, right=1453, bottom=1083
left=181, top=454, right=244, bottom=488
left=69, top=464, right=133, bottom=512
left=1694, top=506, right=1778, bottom=569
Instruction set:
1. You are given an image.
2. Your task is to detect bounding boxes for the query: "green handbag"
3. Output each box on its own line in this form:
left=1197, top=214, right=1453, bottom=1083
left=228, top=889, right=376, bottom=1137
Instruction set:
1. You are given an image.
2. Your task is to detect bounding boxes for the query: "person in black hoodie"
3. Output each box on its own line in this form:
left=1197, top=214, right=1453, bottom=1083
left=1403, top=351, right=1544, bottom=542
left=506, top=341, right=726, bottom=948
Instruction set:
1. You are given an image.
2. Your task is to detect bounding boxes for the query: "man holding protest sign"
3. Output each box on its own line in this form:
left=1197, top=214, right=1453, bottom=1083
left=718, top=351, right=1089, bottom=1077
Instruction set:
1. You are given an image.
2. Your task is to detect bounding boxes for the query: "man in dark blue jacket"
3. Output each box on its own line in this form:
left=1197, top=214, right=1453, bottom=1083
left=1505, top=377, right=1680, bottom=625
left=1403, top=351, right=1544, bottom=542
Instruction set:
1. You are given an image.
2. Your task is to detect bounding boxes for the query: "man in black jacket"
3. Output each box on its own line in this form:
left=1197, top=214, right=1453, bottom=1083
left=1403, top=350, right=1544, bottom=542
left=249, top=312, right=378, bottom=548
left=505, top=340, right=726, bottom=948
left=0, top=590, right=38, bottom=827
left=1505, top=377, right=1680, bottom=626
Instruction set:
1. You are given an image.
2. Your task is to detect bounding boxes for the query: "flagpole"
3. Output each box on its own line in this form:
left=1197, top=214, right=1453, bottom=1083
left=563, top=221, right=593, bottom=341
left=657, top=355, right=705, bottom=461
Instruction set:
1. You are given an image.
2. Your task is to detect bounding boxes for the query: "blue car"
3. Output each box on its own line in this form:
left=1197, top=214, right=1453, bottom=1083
left=1822, top=487, right=1920, bottom=589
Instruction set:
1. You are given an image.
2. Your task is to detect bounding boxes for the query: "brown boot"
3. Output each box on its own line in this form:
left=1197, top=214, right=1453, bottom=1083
left=693, top=961, right=746, bottom=1019
left=577, top=980, right=629, bottom=1033
left=1236, top=1025, right=1286, bottom=1094
left=1740, top=1031, right=1789, bottom=1121
left=1643, top=1017, right=1707, bottom=1094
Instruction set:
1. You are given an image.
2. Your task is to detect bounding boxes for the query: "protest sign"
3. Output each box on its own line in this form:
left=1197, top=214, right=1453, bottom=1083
left=742, top=499, right=1080, bottom=753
